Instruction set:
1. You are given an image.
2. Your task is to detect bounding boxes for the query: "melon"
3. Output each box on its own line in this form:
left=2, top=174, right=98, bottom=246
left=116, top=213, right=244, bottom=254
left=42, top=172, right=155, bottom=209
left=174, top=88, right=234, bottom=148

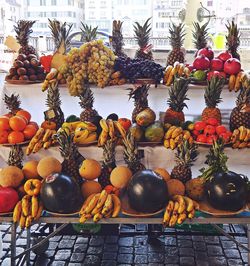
left=37, top=156, right=62, bottom=178
left=0, top=166, right=24, bottom=188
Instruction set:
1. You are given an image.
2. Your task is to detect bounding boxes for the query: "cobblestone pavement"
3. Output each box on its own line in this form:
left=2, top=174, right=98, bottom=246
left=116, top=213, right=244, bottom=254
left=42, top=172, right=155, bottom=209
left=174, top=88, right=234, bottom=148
left=0, top=223, right=249, bottom=266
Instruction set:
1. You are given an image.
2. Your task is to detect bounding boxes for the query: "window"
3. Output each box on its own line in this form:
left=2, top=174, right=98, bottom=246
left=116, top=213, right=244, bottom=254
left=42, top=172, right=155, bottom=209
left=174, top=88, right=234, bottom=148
left=51, top=0, right=57, bottom=5
left=51, top=12, right=57, bottom=17
left=40, top=0, right=46, bottom=5
left=68, top=11, right=72, bottom=17
left=68, top=0, right=74, bottom=5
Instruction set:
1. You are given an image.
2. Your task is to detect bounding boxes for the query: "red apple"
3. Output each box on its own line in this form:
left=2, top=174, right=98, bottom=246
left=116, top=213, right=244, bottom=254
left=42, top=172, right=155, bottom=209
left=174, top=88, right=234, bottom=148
left=193, top=55, right=210, bottom=70
left=217, top=51, right=232, bottom=62
left=210, top=58, right=224, bottom=71
left=224, top=58, right=241, bottom=75
left=197, top=47, right=214, bottom=60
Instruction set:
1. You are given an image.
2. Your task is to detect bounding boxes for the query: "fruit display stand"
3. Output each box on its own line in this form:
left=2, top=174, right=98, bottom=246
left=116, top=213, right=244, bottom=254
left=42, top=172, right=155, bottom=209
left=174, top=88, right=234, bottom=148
left=0, top=82, right=250, bottom=266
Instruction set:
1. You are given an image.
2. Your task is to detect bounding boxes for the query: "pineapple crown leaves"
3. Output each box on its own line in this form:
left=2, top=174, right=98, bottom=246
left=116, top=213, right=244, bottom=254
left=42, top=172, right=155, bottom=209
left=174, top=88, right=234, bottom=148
left=175, top=139, right=198, bottom=167
left=128, top=84, right=149, bottom=105
left=167, top=76, right=190, bottom=112
left=204, top=76, right=224, bottom=108
left=46, top=81, right=62, bottom=108
left=48, top=18, right=73, bottom=53
left=169, top=22, right=186, bottom=49
left=102, top=139, right=116, bottom=166
left=7, top=144, right=24, bottom=168
left=133, top=17, right=152, bottom=48
left=4, top=93, right=21, bottom=113
left=113, top=20, right=123, bottom=33
left=123, top=132, right=140, bottom=164
left=192, top=21, right=209, bottom=50
left=112, top=20, right=125, bottom=56
left=78, top=86, right=94, bottom=109
left=200, top=138, right=228, bottom=181
left=14, top=20, right=36, bottom=46
left=226, top=20, right=240, bottom=50
left=236, top=87, right=250, bottom=108
left=80, top=22, right=98, bottom=43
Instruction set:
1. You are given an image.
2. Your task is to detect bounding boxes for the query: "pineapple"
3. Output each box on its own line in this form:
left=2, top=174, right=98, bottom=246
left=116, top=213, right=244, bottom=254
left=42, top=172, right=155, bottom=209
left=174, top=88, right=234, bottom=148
left=226, top=20, right=240, bottom=60
left=164, top=77, right=190, bottom=126
left=123, top=132, right=145, bottom=174
left=7, top=145, right=24, bottom=169
left=171, top=139, right=198, bottom=183
left=56, top=129, right=84, bottom=183
left=112, top=20, right=126, bottom=57
left=128, top=84, right=149, bottom=123
left=230, top=87, right=250, bottom=131
left=134, top=18, right=153, bottom=60
left=201, top=76, right=224, bottom=124
left=98, top=139, right=116, bottom=188
left=48, top=19, right=73, bottom=70
left=45, top=82, right=64, bottom=130
left=167, top=23, right=185, bottom=66
left=4, top=93, right=21, bottom=115
left=80, top=23, right=98, bottom=42
left=14, top=20, right=38, bottom=56
left=79, top=86, right=99, bottom=122
left=192, top=21, right=209, bottom=52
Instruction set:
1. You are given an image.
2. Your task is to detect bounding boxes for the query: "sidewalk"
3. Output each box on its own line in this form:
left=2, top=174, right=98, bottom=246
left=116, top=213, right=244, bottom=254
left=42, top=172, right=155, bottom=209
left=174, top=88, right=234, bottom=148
left=0, top=223, right=248, bottom=266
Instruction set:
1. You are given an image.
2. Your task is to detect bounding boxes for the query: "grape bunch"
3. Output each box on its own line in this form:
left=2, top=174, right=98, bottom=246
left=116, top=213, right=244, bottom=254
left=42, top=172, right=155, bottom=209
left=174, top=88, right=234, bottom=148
left=114, top=57, right=164, bottom=83
left=59, top=40, right=116, bottom=96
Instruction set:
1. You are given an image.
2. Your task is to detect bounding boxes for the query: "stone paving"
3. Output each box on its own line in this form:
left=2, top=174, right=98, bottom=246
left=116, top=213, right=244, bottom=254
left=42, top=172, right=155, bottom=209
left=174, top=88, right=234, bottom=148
left=0, top=223, right=249, bottom=266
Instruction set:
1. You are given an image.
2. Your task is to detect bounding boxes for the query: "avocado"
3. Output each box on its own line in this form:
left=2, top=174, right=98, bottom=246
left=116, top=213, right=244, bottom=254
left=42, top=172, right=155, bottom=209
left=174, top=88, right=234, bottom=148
left=107, top=113, right=119, bottom=121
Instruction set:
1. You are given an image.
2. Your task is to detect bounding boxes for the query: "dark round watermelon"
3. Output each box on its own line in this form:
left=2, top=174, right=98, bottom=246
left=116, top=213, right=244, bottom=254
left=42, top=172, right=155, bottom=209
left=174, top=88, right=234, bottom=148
left=127, top=170, right=168, bottom=213
left=40, top=173, right=83, bottom=214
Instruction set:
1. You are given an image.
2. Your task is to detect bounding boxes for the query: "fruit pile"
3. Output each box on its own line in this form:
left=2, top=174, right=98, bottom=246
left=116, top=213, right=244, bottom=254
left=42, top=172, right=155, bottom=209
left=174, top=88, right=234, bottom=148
left=79, top=189, right=121, bottom=223
left=114, top=57, right=164, bottom=83
left=231, top=126, right=250, bottom=149
left=108, top=71, right=126, bottom=86
left=192, top=119, right=232, bottom=144
left=42, top=68, right=66, bottom=91
left=163, top=195, right=199, bottom=227
left=13, top=179, right=43, bottom=229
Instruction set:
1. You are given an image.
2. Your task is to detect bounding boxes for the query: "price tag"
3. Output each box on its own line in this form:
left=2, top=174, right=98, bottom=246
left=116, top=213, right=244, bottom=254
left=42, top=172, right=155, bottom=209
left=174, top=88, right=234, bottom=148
left=44, top=109, right=56, bottom=120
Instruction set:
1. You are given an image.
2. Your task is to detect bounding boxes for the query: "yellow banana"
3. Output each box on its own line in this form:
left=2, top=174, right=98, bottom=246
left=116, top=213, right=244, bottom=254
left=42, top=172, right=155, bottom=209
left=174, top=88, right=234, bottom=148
left=101, top=194, right=113, bottom=215
left=80, top=132, right=97, bottom=144
left=80, top=194, right=96, bottom=215
left=84, top=194, right=100, bottom=214
left=229, top=74, right=236, bottom=91
left=172, top=127, right=183, bottom=139
left=98, top=130, right=109, bottom=147
left=178, top=63, right=185, bottom=76
left=163, top=201, right=174, bottom=226
left=166, top=72, right=174, bottom=86
left=13, top=201, right=22, bottom=223
left=100, top=119, right=109, bottom=132
left=34, top=203, right=43, bottom=221
left=188, top=136, right=194, bottom=145
left=174, top=134, right=183, bottom=144
left=22, top=195, right=30, bottom=217
left=173, top=61, right=180, bottom=72
left=46, top=68, right=58, bottom=80
left=107, top=119, right=116, bottom=140
left=183, top=130, right=191, bottom=140
left=93, top=213, right=103, bottom=223
left=164, top=139, right=170, bottom=149
left=73, top=129, right=89, bottom=143
left=76, top=122, right=97, bottom=132
left=104, top=208, right=113, bottom=218
left=184, top=67, right=191, bottom=78
left=25, top=215, right=33, bottom=228
left=234, top=71, right=244, bottom=92
left=169, top=212, right=178, bottom=227
left=239, top=126, right=248, bottom=141
left=173, top=195, right=186, bottom=214
left=31, top=196, right=39, bottom=218
left=165, top=126, right=177, bottom=139
left=183, top=196, right=194, bottom=212
left=177, top=212, right=187, bottom=225
left=170, top=139, right=176, bottom=150
left=79, top=213, right=92, bottom=223
left=188, top=209, right=195, bottom=219
left=114, top=121, right=126, bottom=139
left=97, top=190, right=109, bottom=209
left=231, top=129, right=240, bottom=143
left=19, top=213, right=26, bottom=229
left=111, top=194, right=121, bottom=218
left=164, top=65, right=173, bottom=83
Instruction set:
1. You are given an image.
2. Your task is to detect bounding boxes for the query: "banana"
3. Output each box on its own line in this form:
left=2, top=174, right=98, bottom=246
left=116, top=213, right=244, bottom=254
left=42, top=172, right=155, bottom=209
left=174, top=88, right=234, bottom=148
left=171, top=127, right=183, bottom=139
left=75, top=122, right=97, bottom=132
left=22, top=195, right=30, bottom=217
left=188, top=209, right=195, bottom=219
left=239, top=126, right=248, bottom=141
left=31, top=196, right=39, bottom=218
left=169, top=212, right=178, bottom=227
left=231, top=129, right=240, bottom=143
left=244, top=128, right=250, bottom=142
left=96, top=190, right=108, bottom=209
left=239, top=142, right=248, bottom=149
left=111, top=194, right=121, bottom=218
left=234, top=71, right=244, bottom=92
left=166, top=71, right=174, bottom=86
left=114, top=121, right=126, bottom=139
left=107, top=119, right=115, bottom=140
left=163, top=201, right=174, bottom=226
left=178, top=63, right=185, bottom=76
left=84, top=194, right=100, bottom=214
left=101, top=194, right=113, bottom=216
left=46, top=68, right=58, bottom=80
left=13, top=201, right=22, bottom=223
left=174, top=134, right=183, bottom=144
left=80, top=194, right=96, bottom=214
left=98, top=130, right=109, bottom=147
left=170, top=138, right=176, bottom=150
left=81, top=132, right=97, bottom=144
left=25, top=215, right=33, bottom=228
left=73, top=129, right=89, bottom=143
left=19, top=213, right=26, bottom=229
left=164, top=139, right=170, bottom=148
left=93, top=213, right=103, bottom=223
left=173, top=62, right=180, bottom=72
left=104, top=208, right=113, bottom=218
left=79, top=213, right=92, bottom=223
left=184, top=67, right=191, bottom=78
left=173, top=195, right=186, bottom=214
left=229, top=74, right=236, bottom=91
left=164, top=66, right=173, bottom=83
left=34, top=203, right=43, bottom=221
left=188, top=136, right=194, bottom=145
left=165, top=126, right=177, bottom=139
left=183, top=196, right=194, bottom=212
left=166, top=200, right=174, bottom=212
left=177, top=212, right=187, bottom=225
left=183, top=130, right=191, bottom=140
left=100, top=119, right=109, bottom=132
left=232, top=140, right=241, bottom=149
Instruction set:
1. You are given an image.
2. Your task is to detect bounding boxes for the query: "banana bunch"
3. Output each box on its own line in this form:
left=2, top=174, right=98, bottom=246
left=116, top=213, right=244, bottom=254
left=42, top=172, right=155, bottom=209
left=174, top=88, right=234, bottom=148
left=228, top=71, right=248, bottom=92
left=71, top=122, right=97, bottom=145
left=26, top=128, right=57, bottom=155
left=42, top=68, right=66, bottom=92
left=13, top=195, right=43, bottom=229
left=231, top=126, right=250, bottom=149
left=98, top=119, right=126, bottom=147
left=79, top=190, right=121, bottom=223
left=164, top=126, right=193, bottom=150
left=164, top=62, right=191, bottom=86
left=163, top=195, right=199, bottom=227
left=109, top=71, right=127, bottom=86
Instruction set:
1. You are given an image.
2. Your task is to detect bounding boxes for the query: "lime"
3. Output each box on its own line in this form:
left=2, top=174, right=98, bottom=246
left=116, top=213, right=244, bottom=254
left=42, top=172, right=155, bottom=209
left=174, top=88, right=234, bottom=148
left=193, top=70, right=206, bottom=81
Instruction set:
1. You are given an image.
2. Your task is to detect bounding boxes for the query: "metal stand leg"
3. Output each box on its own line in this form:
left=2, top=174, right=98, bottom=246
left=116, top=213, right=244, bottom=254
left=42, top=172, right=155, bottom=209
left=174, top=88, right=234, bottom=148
left=26, top=228, right=31, bottom=266
left=10, top=223, right=17, bottom=266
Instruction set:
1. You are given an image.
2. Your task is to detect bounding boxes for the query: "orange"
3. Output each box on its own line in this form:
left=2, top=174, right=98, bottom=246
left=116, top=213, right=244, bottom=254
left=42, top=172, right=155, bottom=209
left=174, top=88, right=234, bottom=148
left=0, top=130, right=9, bottom=144
left=81, top=181, right=102, bottom=198
left=9, top=115, right=27, bottom=131
left=8, top=131, right=25, bottom=144
left=29, top=121, right=39, bottom=130
left=22, top=160, right=40, bottom=179
left=23, top=124, right=37, bottom=140
left=110, top=166, right=132, bottom=189
left=79, top=159, right=102, bottom=180
left=153, top=168, right=171, bottom=182
left=0, top=116, right=10, bottom=131
left=16, top=110, right=31, bottom=123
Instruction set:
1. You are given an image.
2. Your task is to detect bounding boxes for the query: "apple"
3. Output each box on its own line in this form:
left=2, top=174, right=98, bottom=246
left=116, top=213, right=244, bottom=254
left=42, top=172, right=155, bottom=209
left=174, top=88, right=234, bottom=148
left=197, top=47, right=214, bottom=60
left=210, top=58, right=224, bottom=71
left=217, top=51, right=232, bottom=62
left=223, top=58, right=241, bottom=75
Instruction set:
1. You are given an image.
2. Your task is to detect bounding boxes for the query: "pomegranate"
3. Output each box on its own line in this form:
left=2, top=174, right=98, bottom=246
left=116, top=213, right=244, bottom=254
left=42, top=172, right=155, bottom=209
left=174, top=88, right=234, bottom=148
left=196, top=134, right=207, bottom=143
left=210, top=58, right=224, bottom=71
left=217, top=51, right=232, bottom=62
left=197, top=47, right=214, bottom=60
left=193, top=55, right=210, bottom=70
left=223, top=58, right=241, bottom=75
left=0, top=187, right=19, bottom=213
left=207, top=71, right=226, bottom=81
left=207, top=135, right=218, bottom=144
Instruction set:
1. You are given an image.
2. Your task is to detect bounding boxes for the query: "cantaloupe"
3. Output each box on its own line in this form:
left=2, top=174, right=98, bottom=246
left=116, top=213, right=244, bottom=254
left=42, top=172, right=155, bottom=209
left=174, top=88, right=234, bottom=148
left=110, top=166, right=132, bottom=189
left=79, top=159, right=101, bottom=180
left=153, top=168, right=171, bottom=182
left=166, top=179, right=185, bottom=197
left=37, top=156, right=62, bottom=178
left=0, top=166, right=24, bottom=188
left=81, top=181, right=102, bottom=198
